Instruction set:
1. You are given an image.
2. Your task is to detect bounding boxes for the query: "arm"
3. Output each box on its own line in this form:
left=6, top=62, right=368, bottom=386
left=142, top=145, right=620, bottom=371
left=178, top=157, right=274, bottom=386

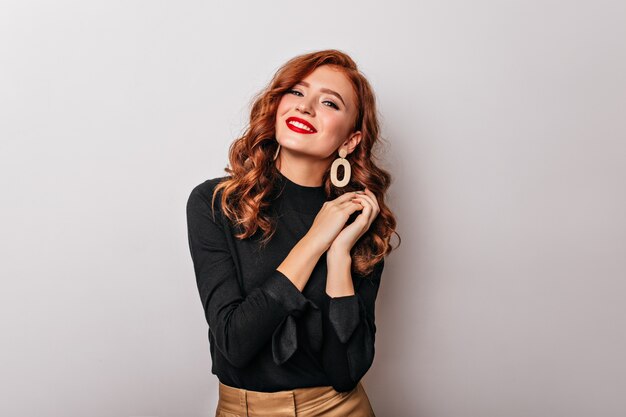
left=321, top=256, right=385, bottom=392
left=186, top=187, right=318, bottom=368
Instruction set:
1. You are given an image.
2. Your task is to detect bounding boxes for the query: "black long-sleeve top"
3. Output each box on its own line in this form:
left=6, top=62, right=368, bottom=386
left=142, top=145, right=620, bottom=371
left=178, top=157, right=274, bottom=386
left=185, top=170, right=385, bottom=393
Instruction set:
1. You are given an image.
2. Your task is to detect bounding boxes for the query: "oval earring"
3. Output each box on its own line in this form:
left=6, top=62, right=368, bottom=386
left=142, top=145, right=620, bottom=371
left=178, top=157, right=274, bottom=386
left=273, top=143, right=281, bottom=161
left=330, top=147, right=351, bottom=187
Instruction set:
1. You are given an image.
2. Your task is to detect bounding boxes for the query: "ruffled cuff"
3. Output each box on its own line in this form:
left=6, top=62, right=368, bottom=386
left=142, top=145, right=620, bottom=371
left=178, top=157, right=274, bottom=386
left=271, top=299, right=322, bottom=365
left=260, top=270, right=310, bottom=313
left=328, top=294, right=361, bottom=343
left=258, top=270, right=325, bottom=365
left=346, top=298, right=375, bottom=382
left=324, top=294, right=375, bottom=383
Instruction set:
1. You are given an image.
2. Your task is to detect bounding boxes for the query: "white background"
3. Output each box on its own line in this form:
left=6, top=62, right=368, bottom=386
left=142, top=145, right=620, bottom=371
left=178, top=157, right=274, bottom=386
left=1, top=1, right=625, bottom=416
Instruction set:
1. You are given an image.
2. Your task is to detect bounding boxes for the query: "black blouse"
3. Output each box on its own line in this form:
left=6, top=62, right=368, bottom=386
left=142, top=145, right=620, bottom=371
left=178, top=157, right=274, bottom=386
left=185, top=170, right=385, bottom=393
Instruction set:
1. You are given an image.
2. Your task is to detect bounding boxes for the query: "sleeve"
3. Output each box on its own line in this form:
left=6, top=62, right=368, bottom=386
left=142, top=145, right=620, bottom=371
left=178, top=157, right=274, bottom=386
left=320, top=258, right=385, bottom=392
left=186, top=186, right=315, bottom=369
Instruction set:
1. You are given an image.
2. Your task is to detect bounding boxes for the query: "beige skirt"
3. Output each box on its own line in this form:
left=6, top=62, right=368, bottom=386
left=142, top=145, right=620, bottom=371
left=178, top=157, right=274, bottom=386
left=215, top=380, right=376, bottom=417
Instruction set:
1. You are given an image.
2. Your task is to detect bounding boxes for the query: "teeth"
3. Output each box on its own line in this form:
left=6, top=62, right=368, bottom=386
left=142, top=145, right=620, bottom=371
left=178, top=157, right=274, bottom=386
left=289, top=120, right=314, bottom=132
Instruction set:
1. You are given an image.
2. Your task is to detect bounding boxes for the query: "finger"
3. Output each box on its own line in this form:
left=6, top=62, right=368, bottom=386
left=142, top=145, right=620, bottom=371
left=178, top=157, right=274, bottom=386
left=362, top=191, right=380, bottom=217
left=340, top=193, right=370, bottom=210
left=339, top=198, right=364, bottom=213
left=362, top=188, right=380, bottom=212
left=344, top=198, right=366, bottom=217
left=352, top=195, right=374, bottom=215
left=340, top=194, right=364, bottom=204
left=352, top=196, right=373, bottom=222
left=332, top=190, right=364, bottom=205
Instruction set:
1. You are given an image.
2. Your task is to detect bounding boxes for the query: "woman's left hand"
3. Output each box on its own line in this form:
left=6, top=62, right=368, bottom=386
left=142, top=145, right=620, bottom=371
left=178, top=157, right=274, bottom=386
left=328, top=188, right=380, bottom=255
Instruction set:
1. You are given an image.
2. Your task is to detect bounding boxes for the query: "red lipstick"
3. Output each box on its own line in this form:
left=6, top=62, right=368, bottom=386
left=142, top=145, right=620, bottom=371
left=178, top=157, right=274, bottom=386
left=286, top=117, right=317, bottom=134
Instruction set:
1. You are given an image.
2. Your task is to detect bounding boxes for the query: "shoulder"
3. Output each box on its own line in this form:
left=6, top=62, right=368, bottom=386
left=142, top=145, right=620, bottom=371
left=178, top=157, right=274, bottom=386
left=187, top=175, right=232, bottom=220
left=189, top=175, right=231, bottom=199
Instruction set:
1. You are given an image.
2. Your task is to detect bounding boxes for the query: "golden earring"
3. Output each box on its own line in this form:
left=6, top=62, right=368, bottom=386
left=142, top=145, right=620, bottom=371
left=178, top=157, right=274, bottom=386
left=273, top=143, right=281, bottom=161
left=330, top=147, right=351, bottom=187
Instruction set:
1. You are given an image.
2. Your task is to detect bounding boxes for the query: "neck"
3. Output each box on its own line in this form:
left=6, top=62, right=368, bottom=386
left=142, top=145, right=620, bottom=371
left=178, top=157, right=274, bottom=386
left=274, top=154, right=330, bottom=187
left=273, top=166, right=327, bottom=215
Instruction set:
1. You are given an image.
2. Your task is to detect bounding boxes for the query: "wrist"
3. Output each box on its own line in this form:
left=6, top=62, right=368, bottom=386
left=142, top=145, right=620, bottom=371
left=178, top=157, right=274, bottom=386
left=326, top=249, right=352, bottom=267
left=301, top=233, right=328, bottom=257
left=325, top=250, right=354, bottom=297
left=327, top=246, right=351, bottom=263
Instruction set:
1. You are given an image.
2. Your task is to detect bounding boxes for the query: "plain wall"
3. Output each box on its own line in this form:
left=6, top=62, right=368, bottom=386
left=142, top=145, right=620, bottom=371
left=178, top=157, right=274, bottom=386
left=1, top=1, right=625, bottom=416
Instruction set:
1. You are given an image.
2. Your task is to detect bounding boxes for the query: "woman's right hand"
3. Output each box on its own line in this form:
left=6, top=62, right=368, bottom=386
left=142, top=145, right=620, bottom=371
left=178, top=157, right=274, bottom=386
left=305, top=190, right=365, bottom=253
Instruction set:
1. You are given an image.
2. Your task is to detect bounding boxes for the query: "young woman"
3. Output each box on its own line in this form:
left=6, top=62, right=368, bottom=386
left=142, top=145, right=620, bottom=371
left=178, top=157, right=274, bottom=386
left=186, top=49, right=399, bottom=417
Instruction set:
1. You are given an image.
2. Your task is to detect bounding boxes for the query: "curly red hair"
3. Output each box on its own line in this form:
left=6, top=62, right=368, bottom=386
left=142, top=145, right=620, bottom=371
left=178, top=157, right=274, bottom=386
left=210, top=49, right=400, bottom=276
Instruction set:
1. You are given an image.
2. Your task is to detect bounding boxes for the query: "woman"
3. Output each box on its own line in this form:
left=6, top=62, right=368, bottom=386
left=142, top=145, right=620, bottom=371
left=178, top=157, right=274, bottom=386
left=186, top=49, right=399, bottom=417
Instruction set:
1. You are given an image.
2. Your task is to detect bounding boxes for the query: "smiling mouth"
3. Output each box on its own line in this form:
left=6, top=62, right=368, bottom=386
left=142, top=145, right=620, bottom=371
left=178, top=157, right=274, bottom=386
left=286, top=117, right=317, bottom=134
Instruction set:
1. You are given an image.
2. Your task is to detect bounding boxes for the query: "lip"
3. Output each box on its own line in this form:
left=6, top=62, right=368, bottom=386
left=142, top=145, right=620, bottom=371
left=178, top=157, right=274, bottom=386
left=286, top=117, right=317, bottom=134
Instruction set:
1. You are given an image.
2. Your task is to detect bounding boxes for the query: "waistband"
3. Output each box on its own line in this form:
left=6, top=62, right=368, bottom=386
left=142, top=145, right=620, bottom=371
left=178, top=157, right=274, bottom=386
left=217, top=381, right=358, bottom=417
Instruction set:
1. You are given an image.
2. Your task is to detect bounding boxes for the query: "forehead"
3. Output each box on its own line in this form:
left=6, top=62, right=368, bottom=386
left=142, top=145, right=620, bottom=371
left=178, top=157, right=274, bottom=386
left=299, top=65, right=356, bottom=107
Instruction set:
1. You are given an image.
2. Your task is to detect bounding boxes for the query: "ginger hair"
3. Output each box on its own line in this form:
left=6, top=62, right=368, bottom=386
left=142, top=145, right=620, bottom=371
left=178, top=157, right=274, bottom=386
left=210, top=49, right=400, bottom=276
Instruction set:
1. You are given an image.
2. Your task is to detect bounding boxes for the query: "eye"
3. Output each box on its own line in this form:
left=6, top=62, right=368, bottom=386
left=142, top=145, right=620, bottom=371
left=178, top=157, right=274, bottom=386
left=286, top=89, right=340, bottom=110
left=323, top=100, right=339, bottom=110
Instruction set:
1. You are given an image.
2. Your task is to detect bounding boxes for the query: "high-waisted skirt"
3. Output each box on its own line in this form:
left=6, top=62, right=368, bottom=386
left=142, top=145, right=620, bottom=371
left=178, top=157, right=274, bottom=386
left=215, top=380, right=376, bottom=417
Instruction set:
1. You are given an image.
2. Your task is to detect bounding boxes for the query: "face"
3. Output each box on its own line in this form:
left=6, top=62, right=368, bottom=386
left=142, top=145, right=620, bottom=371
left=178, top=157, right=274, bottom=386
left=274, top=65, right=361, bottom=160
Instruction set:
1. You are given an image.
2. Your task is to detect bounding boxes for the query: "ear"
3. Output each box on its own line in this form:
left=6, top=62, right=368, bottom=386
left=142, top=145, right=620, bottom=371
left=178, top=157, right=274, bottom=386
left=344, top=131, right=362, bottom=155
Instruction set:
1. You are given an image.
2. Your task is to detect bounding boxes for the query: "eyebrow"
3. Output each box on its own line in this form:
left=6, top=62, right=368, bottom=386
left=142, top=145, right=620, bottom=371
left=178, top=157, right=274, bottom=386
left=295, top=81, right=346, bottom=107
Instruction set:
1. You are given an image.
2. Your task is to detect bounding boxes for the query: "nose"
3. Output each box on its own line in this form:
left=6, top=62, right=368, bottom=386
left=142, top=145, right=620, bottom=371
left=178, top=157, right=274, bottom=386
left=296, top=100, right=314, bottom=116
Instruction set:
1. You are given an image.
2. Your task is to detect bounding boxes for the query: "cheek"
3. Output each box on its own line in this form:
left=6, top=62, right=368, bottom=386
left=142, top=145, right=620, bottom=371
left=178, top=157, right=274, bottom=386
left=276, top=96, right=295, bottom=115
left=324, top=113, right=352, bottom=136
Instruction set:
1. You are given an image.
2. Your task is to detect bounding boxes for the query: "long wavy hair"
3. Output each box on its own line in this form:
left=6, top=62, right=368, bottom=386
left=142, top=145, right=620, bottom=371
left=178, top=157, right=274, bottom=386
left=210, top=49, right=400, bottom=277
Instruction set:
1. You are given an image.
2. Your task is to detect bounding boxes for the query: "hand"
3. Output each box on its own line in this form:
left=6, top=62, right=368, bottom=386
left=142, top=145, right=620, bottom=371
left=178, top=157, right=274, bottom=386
left=305, top=190, right=367, bottom=253
left=329, top=188, right=380, bottom=254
